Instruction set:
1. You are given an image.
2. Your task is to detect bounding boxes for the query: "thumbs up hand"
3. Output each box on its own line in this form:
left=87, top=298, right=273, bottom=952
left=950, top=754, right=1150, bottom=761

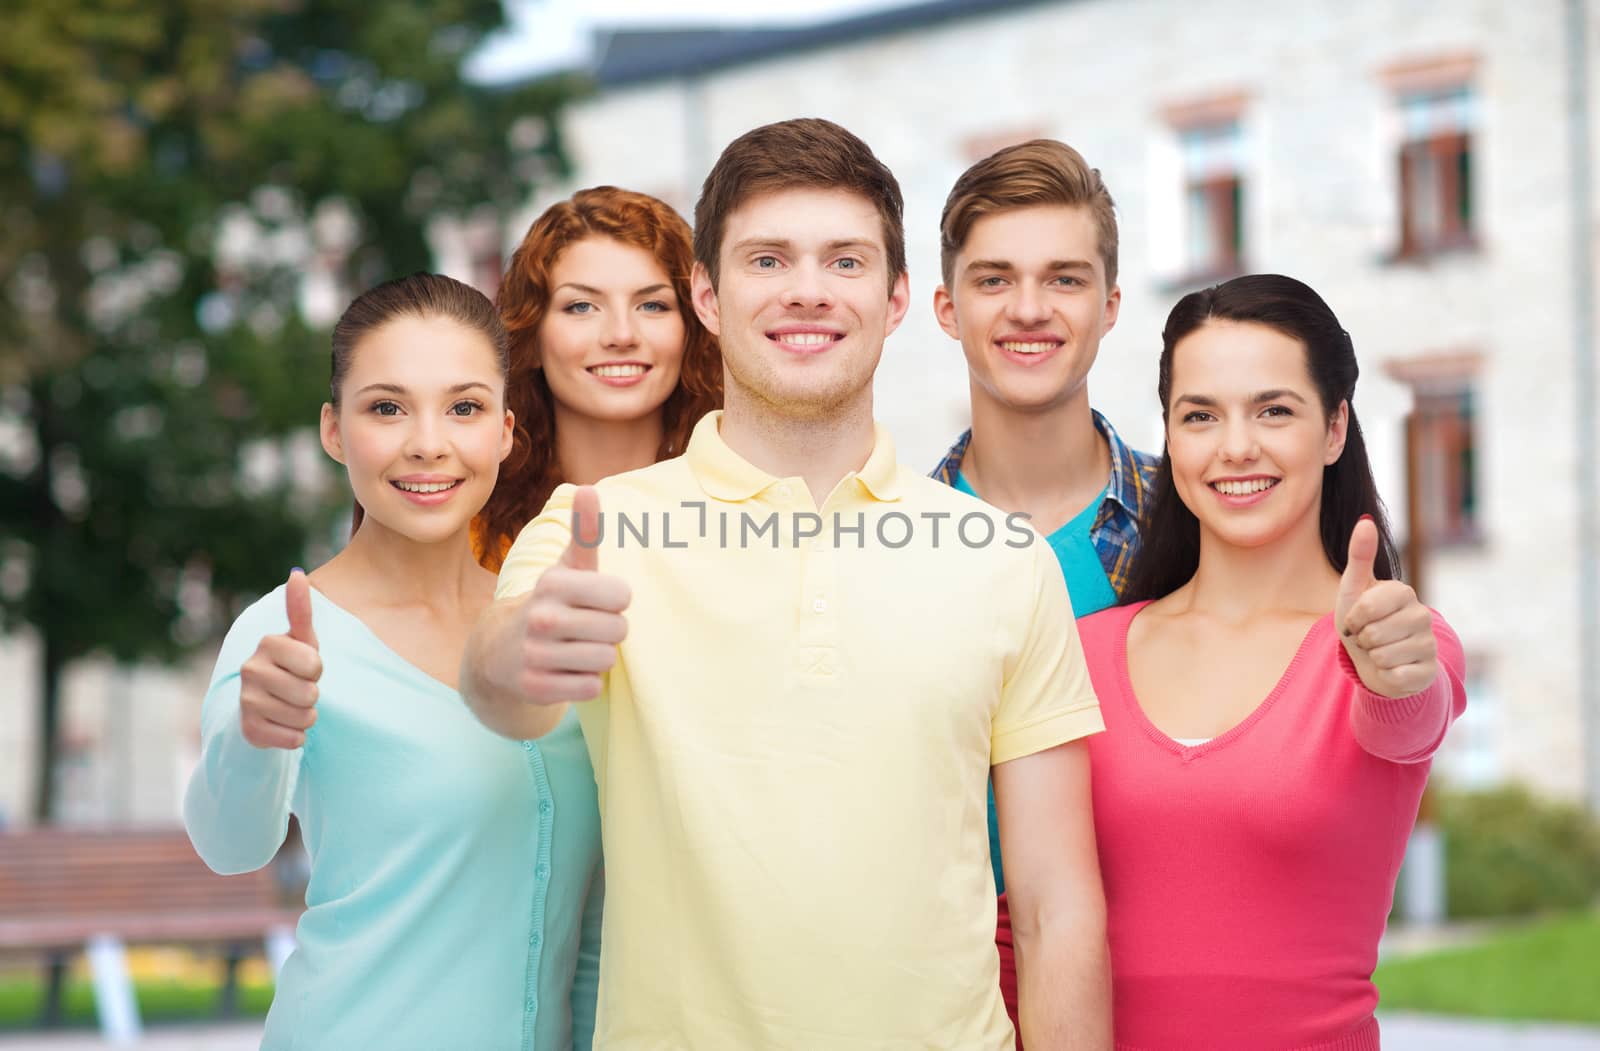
left=1336, top=516, right=1437, bottom=699
left=516, top=486, right=631, bottom=704
left=239, top=569, right=324, bottom=749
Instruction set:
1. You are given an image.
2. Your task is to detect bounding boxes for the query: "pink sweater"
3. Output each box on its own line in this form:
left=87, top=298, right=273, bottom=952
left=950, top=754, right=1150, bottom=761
left=1081, top=601, right=1466, bottom=1051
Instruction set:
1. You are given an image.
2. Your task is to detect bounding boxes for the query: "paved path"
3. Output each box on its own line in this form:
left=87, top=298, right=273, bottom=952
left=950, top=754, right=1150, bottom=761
left=3, top=1015, right=1598, bottom=1049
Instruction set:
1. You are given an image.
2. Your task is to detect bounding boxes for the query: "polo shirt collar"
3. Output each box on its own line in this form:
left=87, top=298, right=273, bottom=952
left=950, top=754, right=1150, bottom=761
left=686, top=410, right=902, bottom=503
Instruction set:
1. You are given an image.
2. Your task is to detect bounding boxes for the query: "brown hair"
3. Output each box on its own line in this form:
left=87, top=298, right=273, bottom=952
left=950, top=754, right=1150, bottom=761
left=693, top=118, right=906, bottom=291
left=939, top=139, right=1119, bottom=289
left=475, top=186, right=723, bottom=570
left=330, top=272, right=509, bottom=534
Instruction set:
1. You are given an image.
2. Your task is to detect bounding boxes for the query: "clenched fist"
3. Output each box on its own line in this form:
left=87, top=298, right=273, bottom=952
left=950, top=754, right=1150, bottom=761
left=1336, top=517, right=1439, bottom=699
left=239, top=569, right=323, bottom=749
left=515, top=486, right=631, bottom=705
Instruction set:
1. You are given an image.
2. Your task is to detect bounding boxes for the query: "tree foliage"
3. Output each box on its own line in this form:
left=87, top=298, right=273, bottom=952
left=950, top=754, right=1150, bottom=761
left=0, top=0, right=573, bottom=818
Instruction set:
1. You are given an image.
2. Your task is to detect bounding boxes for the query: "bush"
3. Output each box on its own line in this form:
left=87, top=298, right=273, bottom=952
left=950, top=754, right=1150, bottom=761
left=1433, top=785, right=1600, bottom=919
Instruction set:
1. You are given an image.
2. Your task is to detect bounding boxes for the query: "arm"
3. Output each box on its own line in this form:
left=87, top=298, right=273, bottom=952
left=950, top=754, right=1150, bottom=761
left=460, top=595, right=571, bottom=741
left=994, top=740, right=1111, bottom=1050
left=1336, top=520, right=1467, bottom=763
left=184, top=577, right=318, bottom=875
left=460, top=484, right=630, bottom=742
left=1346, top=611, right=1467, bottom=763
left=569, top=864, right=605, bottom=1051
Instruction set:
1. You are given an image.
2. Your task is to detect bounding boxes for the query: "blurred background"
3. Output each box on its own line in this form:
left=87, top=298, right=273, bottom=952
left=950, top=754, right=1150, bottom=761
left=2, top=0, right=1598, bottom=1047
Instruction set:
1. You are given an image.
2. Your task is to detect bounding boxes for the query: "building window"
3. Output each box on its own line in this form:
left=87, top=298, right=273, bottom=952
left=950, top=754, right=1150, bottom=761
left=1406, top=379, right=1480, bottom=546
left=1179, top=121, right=1245, bottom=279
left=1394, top=83, right=1476, bottom=258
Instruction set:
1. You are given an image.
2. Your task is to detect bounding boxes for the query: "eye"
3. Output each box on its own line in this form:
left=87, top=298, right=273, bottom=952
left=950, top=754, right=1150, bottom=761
left=371, top=400, right=402, bottom=417
left=639, top=300, right=673, bottom=314
left=835, top=257, right=859, bottom=271
left=1052, top=275, right=1087, bottom=288
left=1181, top=410, right=1215, bottom=424
left=754, top=255, right=780, bottom=269
left=1261, top=405, right=1294, bottom=418
left=563, top=300, right=595, bottom=315
left=977, top=276, right=1006, bottom=289
left=449, top=400, right=483, bottom=417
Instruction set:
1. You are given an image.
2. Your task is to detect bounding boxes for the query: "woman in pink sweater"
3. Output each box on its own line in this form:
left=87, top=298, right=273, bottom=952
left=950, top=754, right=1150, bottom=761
left=1083, top=274, right=1466, bottom=1050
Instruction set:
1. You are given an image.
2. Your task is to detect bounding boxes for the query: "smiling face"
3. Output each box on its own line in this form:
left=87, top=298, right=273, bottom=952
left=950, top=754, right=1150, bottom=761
left=321, top=314, right=513, bottom=545
left=935, top=204, right=1119, bottom=414
left=691, top=187, right=910, bottom=421
left=536, top=236, right=687, bottom=428
left=1165, top=319, right=1348, bottom=553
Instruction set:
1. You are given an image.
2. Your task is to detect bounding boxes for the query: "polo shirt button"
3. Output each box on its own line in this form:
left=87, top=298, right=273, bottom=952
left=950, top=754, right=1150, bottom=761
left=530, top=930, right=542, bottom=947
left=521, top=740, right=536, bottom=752
left=777, top=484, right=791, bottom=498
left=539, top=800, right=553, bottom=816
left=535, top=863, right=550, bottom=881
left=525, top=997, right=536, bottom=1012
left=812, top=598, right=827, bottom=613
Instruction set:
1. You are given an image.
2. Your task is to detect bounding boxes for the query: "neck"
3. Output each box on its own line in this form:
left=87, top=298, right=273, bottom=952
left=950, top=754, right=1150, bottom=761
left=1178, top=511, right=1339, bottom=622
left=332, top=519, right=488, bottom=613
left=719, top=386, right=877, bottom=505
left=554, top=405, right=666, bottom=486
left=962, top=384, right=1109, bottom=530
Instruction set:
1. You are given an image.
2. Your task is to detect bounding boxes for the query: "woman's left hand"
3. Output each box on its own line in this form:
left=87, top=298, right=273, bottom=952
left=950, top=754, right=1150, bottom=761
left=1335, top=517, right=1439, bottom=699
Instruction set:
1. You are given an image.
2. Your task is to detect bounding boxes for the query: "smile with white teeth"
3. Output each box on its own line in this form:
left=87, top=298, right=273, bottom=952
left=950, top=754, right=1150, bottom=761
left=589, top=364, right=649, bottom=378
left=1210, top=478, right=1278, bottom=496
left=999, top=341, right=1059, bottom=355
left=774, top=332, right=836, bottom=347
left=393, top=480, right=459, bottom=493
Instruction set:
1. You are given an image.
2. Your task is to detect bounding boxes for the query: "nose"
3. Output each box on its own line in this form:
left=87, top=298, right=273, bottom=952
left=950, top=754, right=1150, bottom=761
left=781, top=259, right=835, bottom=312
left=1006, top=281, right=1051, bottom=326
left=601, top=306, right=639, bottom=350
left=403, top=414, right=448, bottom=461
left=1219, top=416, right=1260, bottom=464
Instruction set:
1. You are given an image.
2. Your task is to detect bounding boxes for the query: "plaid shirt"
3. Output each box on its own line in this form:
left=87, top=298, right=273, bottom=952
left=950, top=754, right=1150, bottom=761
left=931, top=409, right=1159, bottom=600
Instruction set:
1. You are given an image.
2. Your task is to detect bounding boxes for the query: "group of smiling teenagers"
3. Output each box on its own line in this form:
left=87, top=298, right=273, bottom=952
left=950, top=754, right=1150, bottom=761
left=184, top=118, right=1465, bottom=1051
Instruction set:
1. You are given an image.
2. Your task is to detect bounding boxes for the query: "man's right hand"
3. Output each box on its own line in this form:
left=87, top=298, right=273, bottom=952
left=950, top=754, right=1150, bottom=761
left=515, top=485, right=631, bottom=704
left=239, top=569, right=323, bottom=749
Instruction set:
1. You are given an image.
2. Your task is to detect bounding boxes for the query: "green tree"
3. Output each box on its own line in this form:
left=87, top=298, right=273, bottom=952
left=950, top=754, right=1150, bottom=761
left=0, top=0, right=573, bottom=820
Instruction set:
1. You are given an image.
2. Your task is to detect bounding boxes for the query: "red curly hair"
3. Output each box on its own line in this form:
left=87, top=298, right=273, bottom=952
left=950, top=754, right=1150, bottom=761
left=475, top=187, right=723, bottom=570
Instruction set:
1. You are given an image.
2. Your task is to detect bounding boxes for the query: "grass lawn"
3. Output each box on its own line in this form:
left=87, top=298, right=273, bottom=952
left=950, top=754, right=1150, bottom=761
left=1375, top=910, right=1600, bottom=1024
left=0, top=972, right=271, bottom=1029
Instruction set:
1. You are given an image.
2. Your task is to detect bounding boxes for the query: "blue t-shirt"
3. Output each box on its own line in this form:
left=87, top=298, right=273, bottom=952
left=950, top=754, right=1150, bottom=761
left=955, top=472, right=1117, bottom=893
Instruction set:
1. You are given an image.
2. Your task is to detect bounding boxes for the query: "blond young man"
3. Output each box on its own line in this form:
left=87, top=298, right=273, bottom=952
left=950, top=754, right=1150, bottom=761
left=932, top=139, right=1158, bottom=1036
left=463, top=121, right=1111, bottom=1050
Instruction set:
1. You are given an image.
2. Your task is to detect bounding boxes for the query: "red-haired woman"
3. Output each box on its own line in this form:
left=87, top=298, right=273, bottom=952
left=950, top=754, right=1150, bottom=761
left=476, top=186, right=723, bottom=568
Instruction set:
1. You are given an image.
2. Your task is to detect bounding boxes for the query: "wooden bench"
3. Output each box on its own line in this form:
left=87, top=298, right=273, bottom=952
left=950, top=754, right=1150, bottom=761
left=0, top=826, right=303, bottom=1041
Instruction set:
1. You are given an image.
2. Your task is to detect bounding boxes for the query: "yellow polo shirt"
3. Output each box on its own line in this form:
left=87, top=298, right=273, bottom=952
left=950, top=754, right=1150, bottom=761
left=497, top=411, right=1103, bottom=1050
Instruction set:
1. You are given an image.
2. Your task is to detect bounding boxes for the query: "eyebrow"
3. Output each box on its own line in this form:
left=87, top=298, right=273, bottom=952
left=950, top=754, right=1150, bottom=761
left=354, top=381, right=495, bottom=396
left=1173, top=388, right=1311, bottom=407
left=963, top=258, right=1095, bottom=275
left=730, top=237, right=881, bottom=255
left=554, top=282, right=672, bottom=297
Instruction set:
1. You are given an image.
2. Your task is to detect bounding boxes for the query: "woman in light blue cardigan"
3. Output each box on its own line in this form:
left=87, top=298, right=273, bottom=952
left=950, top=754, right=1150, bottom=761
left=183, top=273, right=602, bottom=1051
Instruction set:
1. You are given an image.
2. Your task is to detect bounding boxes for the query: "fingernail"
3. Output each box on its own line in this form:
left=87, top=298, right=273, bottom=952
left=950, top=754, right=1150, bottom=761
left=292, top=566, right=304, bottom=574
left=1358, top=514, right=1373, bottom=524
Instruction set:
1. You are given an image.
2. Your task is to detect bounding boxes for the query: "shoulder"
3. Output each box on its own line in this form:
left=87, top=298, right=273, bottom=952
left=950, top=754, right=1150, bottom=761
left=1079, top=601, right=1142, bottom=649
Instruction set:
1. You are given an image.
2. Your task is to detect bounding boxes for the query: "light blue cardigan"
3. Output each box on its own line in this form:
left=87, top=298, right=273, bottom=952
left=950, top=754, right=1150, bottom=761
left=185, top=585, right=602, bottom=1051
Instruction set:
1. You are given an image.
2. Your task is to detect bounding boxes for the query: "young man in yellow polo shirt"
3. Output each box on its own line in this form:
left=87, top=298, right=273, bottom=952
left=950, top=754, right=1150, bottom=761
left=462, top=118, right=1111, bottom=1050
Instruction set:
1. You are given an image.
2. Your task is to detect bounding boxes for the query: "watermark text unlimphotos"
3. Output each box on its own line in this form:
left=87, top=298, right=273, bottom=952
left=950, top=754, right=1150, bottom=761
left=573, top=503, right=1035, bottom=550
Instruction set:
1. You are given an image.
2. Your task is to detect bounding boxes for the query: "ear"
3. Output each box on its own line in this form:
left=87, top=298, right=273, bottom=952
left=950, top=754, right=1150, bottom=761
left=320, top=403, right=345, bottom=465
left=499, top=408, right=515, bottom=463
left=690, top=261, right=721, bottom=337
left=1101, top=283, right=1122, bottom=337
left=882, top=270, right=912, bottom=339
left=1324, top=398, right=1350, bottom=465
left=933, top=283, right=961, bottom=341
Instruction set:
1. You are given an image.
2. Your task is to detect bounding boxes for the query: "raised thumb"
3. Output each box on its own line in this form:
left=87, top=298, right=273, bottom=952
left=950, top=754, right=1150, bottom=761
left=562, top=486, right=603, bottom=572
left=286, top=568, right=318, bottom=648
left=1338, top=515, right=1379, bottom=612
